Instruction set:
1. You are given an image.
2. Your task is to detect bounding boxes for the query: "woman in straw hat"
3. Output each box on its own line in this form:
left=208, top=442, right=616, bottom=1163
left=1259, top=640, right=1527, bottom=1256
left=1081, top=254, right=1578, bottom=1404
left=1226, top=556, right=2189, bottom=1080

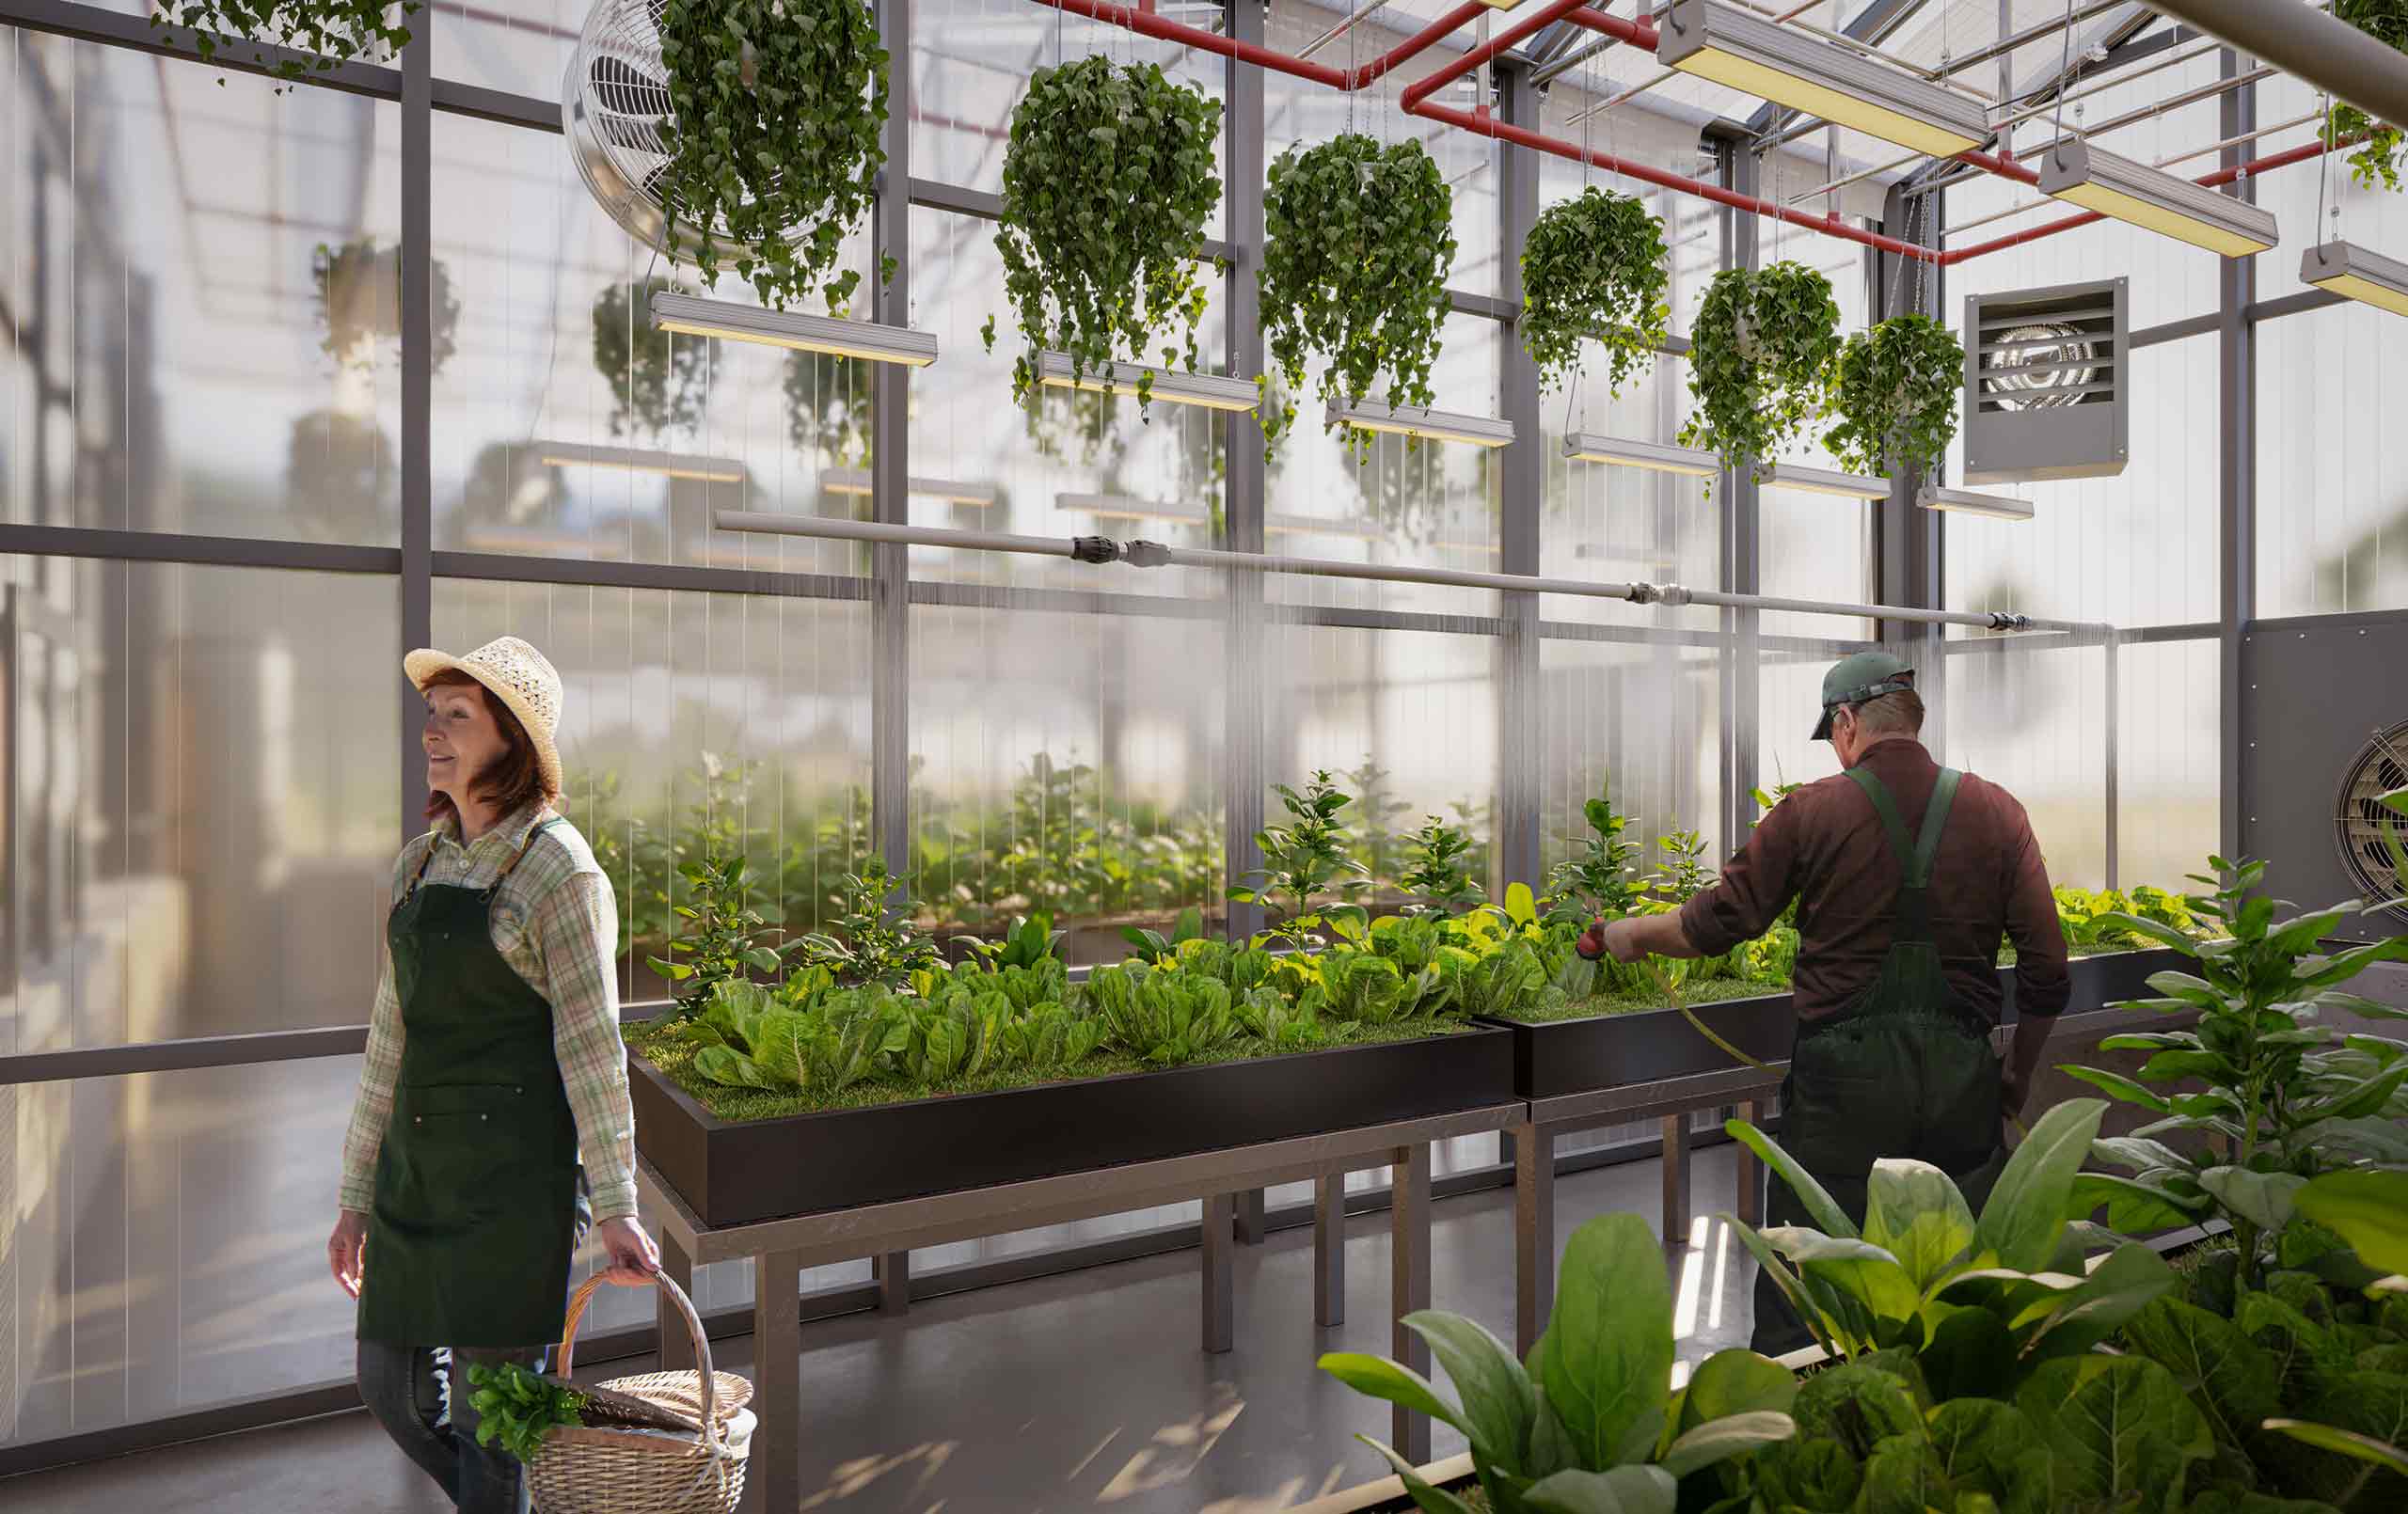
left=329, top=635, right=659, bottom=1513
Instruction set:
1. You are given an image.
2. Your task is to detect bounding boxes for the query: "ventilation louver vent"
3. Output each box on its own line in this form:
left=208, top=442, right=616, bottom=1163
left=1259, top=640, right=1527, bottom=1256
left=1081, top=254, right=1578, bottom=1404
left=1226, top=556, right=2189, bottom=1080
left=2337, top=721, right=2408, bottom=923
left=1960, top=277, right=2128, bottom=485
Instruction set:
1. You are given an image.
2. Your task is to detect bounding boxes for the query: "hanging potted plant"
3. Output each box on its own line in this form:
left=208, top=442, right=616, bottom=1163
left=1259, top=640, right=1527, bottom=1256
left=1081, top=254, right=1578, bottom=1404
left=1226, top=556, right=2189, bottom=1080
left=1259, top=133, right=1455, bottom=459
left=985, top=55, right=1224, bottom=412
left=1519, top=186, right=1671, bottom=398
left=1824, top=312, right=1963, bottom=480
left=1679, top=260, right=1840, bottom=487
left=2326, top=0, right=2408, bottom=189
left=312, top=239, right=460, bottom=374
left=593, top=277, right=718, bottom=437
left=657, top=0, right=889, bottom=311
left=152, top=0, right=415, bottom=87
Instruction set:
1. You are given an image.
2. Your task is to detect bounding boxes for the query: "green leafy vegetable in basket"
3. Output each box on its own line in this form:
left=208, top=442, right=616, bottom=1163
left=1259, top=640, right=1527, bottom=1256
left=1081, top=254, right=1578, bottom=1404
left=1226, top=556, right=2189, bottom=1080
left=465, top=1361, right=585, bottom=1463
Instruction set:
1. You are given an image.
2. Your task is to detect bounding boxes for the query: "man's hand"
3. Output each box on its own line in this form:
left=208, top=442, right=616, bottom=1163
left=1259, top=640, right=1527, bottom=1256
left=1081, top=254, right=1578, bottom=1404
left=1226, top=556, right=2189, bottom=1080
left=2001, top=1062, right=2032, bottom=1119
left=1576, top=917, right=1652, bottom=964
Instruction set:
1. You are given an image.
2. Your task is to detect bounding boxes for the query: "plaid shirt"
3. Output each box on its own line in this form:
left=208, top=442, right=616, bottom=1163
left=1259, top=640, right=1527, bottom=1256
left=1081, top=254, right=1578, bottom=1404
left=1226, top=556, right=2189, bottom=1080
left=338, top=803, right=639, bottom=1222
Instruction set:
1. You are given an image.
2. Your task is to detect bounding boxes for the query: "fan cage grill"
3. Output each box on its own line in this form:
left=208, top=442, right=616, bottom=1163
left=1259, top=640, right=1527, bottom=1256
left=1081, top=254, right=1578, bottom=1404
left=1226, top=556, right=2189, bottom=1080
left=2336, top=719, right=2408, bottom=922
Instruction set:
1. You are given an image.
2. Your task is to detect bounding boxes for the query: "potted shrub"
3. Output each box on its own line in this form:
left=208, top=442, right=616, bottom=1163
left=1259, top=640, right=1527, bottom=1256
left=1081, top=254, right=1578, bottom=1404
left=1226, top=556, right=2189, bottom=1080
left=153, top=0, right=414, bottom=86
left=1518, top=186, right=1671, bottom=401
left=1680, top=261, right=1840, bottom=490
left=1823, top=312, right=1962, bottom=481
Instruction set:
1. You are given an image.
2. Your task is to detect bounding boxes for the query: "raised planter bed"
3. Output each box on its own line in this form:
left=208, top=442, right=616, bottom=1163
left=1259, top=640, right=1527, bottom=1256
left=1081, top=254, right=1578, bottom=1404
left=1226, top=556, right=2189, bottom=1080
left=630, top=1025, right=1517, bottom=1228
left=1479, top=946, right=2193, bottom=1100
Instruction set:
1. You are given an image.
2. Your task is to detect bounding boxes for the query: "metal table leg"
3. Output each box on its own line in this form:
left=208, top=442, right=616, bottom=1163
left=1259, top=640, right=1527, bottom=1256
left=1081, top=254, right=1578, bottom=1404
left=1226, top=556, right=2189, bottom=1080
left=873, top=1250, right=909, bottom=1314
left=1514, top=1122, right=1554, bottom=1357
left=1661, top=1113, right=1690, bottom=1245
left=752, top=1249, right=802, bottom=1514
left=1203, top=1193, right=1235, bottom=1353
left=655, top=1229, right=698, bottom=1373
left=1392, top=1143, right=1434, bottom=1465
left=1314, top=1174, right=1345, bottom=1327
left=1235, top=1187, right=1267, bottom=1245
left=1736, top=1098, right=1764, bottom=1225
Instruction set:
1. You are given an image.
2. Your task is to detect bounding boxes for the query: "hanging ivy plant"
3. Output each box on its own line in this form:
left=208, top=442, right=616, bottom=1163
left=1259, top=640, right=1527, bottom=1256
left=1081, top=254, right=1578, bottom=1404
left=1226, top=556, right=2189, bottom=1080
left=657, top=0, right=889, bottom=312
left=152, top=0, right=415, bottom=88
left=2327, top=0, right=2408, bottom=190
left=1259, top=133, right=1456, bottom=459
left=312, top=239, right=459, bottom=374
left=1519, top=187, right=1671, bottom=398
left=594, top=278, right=718, bottom=437
left=1678, top=261, right=1841, bottom=486
left=1824, top=313, right=1962, bottom=480
left=984, top=55, right=1223, bottom=413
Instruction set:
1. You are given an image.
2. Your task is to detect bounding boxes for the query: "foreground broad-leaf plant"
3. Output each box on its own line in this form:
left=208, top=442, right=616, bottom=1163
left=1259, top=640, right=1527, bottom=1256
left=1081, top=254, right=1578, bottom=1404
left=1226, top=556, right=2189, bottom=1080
left=1319, top=1211, right=1797, bottom=1514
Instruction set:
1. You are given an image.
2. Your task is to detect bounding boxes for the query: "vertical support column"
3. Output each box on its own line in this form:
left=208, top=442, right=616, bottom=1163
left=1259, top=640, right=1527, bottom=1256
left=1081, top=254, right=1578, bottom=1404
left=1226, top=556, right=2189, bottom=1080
left=1514, top=1121, right=1555, bottom=1356
left=1495, top=61, right=1544, bottom=898
left=2217, top=51, right=2257, bottom=863
left=1223, top=0, right=1268, bottom=946
left=1234, top=1189, right=1267, bottom=1245
left=1660, top=1113, right=1690, bottom=1245
left=1873, top=181, right=1946, bottom=726
left=2103, top=634, right=2120, bottom=890
left=656, top=1231, right=697, bottom=1373
left=398, top=9, right=432, bottom=837
left=1717, top=140, right=1762, bottom=855
left=873, top=1250, right=910, bottom=1315
left=753, top=1249, right=804, bottom=1514
left=1735, top=1097, right=1764, bottom=1225
left=1314, top=1173, right=1347, bottom=1327
left=1202, top=1192, right=1236, bottom=1353
left=1392, top=1142, right=1435, bottom=1466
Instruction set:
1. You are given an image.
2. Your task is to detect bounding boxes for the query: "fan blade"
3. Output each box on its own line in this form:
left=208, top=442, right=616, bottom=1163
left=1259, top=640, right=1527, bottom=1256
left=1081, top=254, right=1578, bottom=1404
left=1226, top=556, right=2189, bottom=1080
left=589, top=53, right=666, bottom=116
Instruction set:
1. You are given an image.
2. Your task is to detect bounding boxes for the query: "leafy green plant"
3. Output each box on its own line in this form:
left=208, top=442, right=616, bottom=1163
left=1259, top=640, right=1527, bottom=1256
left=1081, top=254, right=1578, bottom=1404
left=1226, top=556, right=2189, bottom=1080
left=1449, top=937, right=1560, bottom=1021
left=1518, top=186, right=1671, bottom=399
left=1680, top=261, right=1842, bottom=488
left=1307, top=950, right=1437, bottom=1029
left=1541, top=775, right=1643, bottom=930
left=955, top=912, right=1065, bottom=972
left=1648, top=829, right=1715, bottom=906
left=1259, top=134, right=1456, bottom=459
left=1319, top=1212, right=1797, bottom=1514
left=152, top=0, right=414, bottom=87
left=686, top=978, right=903, bottom=1095
left=1230, top=771, right=1370, bottom=949
left=896, top=981, right=1009, bottom=1083
left=1082, top=961, right=1241, bottom=1065
left=2326, top=1, right=2408, bottom=190
left=593, top=277, right=716, bottom=437
left=657, top=0, right=888, bottom=312
left=1234, top=985, right=1326, bottom=1051
left=1343, top=759, right=1415, bottom=889
left=796, top=859, right=941, bottom=989
left=986, top=55, right=1222, bottom=413
left=1825, top=312, right=1961, bottom=480
left=2055, top=857, right=2408, bottom=1289
left=1121, top=906, right=1206, bottom=964
left=648, top=849, right=799, bottom=1016
left=463, top=1361, right=584, bottom=1463
left=1401, top=815, right=1484, bottom=917
left=312, top=239, right=459, bottom=374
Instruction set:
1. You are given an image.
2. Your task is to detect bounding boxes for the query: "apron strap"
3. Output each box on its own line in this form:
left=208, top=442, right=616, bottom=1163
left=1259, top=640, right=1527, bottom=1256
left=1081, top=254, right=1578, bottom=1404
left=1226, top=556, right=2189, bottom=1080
left=402, top=812, right=559, bottom=903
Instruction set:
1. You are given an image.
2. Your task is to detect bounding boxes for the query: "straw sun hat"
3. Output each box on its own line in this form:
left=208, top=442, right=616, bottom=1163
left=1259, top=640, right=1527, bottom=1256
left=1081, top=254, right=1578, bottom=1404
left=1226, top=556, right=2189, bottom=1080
left=404, top=636, right=564, bottom=798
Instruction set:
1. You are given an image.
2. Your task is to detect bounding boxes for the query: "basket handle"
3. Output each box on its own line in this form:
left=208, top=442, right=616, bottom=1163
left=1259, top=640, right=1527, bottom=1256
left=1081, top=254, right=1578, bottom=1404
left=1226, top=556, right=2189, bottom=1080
left=554, top=1265, right=724, bottom=1453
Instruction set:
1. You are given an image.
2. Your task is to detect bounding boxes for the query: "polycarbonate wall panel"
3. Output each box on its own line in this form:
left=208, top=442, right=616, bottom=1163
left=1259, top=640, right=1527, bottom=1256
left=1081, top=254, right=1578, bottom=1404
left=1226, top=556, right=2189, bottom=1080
left=2254, top=72, right=2400, bottom=304
left=430, top=578, right=874, bottom=999
left=2257, top=301, right=2408, bottom=617
left=1942, top=640, right=2110, bottom=890
left=2, top=559, right=399, bottom=1050
left=1541, top=638, right=1725, bottom=880
left=1751, top=220, right=1877, bottom=643
left=1, top=33, right=403, bottom=544
left=2115, top=638, right=2217, bottom=890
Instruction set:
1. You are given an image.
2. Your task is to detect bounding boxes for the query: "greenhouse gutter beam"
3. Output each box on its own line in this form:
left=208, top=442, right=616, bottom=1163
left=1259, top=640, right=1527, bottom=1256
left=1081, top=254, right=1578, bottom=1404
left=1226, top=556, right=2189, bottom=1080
left=711, top=510, right=2109, bottom=636
left=2147, top=0, right=2408, bottom=136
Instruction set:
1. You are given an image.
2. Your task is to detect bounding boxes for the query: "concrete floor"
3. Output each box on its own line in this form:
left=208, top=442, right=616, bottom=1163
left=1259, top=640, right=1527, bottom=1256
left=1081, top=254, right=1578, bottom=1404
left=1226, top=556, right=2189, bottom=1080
left=8, top=1147, right=1759, bottom=1514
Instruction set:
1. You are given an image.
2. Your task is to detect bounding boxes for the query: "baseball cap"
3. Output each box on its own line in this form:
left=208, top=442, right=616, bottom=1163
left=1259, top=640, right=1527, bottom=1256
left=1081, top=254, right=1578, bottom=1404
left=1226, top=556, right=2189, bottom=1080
left=1812, top=651, right=1916, bottom=741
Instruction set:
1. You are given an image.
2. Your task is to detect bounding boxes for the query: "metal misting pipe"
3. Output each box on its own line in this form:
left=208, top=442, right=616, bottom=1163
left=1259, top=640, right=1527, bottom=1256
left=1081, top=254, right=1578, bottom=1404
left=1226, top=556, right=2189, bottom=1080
left=711, top=510, right=2109, bottom=636
left=1297, top=0, right=1400, bottom=62
left=1530, top=32, right=1623, bottom=87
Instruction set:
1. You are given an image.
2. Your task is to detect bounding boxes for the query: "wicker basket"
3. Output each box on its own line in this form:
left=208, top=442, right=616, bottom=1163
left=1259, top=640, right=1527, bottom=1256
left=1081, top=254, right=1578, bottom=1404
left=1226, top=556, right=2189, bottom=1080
left=526, top=1271, right=754, bottom=1514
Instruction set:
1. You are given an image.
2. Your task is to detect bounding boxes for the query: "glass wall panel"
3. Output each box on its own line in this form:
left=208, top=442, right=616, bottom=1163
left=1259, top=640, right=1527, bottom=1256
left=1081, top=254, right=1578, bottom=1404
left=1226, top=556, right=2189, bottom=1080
left=1, top=33, right=402, bottom=544
left=2257, top=301, right=2408, bottom=617
left=2115, top=637, right=2218, bottom=890
left=432, top=0, right=580, bottom=99
left=1, top=558, right=398, bottom=1050
left=1941, top=639, right=2110, bottom=890
left=1751, top=221, right=1876, bottom=641
left=1541, top=636, right=1725, bottom=876
left=431, top=578, right=874, bottom=1002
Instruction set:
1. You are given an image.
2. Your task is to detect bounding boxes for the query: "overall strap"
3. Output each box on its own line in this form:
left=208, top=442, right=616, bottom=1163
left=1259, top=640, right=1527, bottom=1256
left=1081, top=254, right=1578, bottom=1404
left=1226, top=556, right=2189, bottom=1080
left=1845, top=765, right=1963, bottom=942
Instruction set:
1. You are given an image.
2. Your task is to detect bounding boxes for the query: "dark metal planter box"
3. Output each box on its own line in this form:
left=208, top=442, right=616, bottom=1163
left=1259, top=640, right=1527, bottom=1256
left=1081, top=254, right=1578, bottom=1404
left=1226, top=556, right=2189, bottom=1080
left=630, top=1024, right=1517, bottom=1229
left=1481, top=946, right=2194, bottom=1102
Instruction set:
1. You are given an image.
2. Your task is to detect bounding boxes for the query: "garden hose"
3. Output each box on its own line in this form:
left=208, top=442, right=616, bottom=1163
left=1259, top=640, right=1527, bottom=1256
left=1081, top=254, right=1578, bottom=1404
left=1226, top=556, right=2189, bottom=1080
left=1641, top=957, right=1769, bottom=1071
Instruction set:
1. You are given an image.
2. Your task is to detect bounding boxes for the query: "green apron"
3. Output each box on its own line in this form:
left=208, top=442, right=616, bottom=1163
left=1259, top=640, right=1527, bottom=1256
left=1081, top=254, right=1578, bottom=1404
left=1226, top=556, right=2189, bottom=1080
left=1751, top=765, right=2005, bottom=1355
left=357, top=818, right=583, bottom=1348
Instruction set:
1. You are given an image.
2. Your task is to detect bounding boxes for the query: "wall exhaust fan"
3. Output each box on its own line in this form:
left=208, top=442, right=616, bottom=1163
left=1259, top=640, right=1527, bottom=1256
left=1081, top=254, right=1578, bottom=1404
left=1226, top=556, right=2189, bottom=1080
left=1960, top=277, right=2128, bottom=485
left=2337, top=720, right=2408, bottom=923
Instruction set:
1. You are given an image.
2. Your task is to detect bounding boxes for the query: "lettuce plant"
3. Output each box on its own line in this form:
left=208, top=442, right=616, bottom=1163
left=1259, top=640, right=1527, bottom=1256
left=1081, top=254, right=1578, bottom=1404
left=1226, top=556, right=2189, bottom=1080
left=1320, top=1212, right=1796, bottom=1514
left=687, top=979, right=903, bottom=1096
left=1083, top=962, right=1242, bottom=1066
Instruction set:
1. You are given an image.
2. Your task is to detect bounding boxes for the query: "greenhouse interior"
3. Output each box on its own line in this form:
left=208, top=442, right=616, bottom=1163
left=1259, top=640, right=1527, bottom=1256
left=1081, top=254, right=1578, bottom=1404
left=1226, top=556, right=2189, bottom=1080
left=7, top=0, right=2408, bottom=1509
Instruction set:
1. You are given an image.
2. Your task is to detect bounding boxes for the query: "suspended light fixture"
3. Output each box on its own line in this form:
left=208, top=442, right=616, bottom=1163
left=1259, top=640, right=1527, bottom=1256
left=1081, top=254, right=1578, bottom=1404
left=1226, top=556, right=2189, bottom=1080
left=1266, top=513, right=1383, bottom=543
left=2036, top=139, right=2278, bottom=258
left=1326, top=400, right=1514, bottom=449
left=533, top=440, right=745, bottom=482
left=1918, top=483, right=2034, bottom=521
left=1561, top=433, right=1719, bottom=477
left=2301, top=239, right=2408, bottom=317
left=1036, top=353, right=1259, bottom=413
left=1765, top=462, right=1888, bottom=500
left=651, top=292, right=939, bottom=366
left=821, top=467, right=999, bottom=506
left=1055, top=493, right=1210, bottom=527
left=1656, top=0, right=1989, bottom=158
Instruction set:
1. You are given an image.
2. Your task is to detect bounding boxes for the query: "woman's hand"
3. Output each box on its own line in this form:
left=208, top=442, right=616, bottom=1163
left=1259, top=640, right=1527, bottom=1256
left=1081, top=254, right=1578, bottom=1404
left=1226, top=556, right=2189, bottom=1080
left=594, top=1216, right=661, bottom=1285
left=328, top=1210, right=369, bottom=1299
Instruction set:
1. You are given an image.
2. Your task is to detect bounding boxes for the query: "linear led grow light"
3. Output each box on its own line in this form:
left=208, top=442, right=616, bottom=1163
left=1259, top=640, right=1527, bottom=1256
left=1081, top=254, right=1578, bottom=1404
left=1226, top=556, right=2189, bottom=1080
left=821, top=467, right=999, bottom=506
left=2036, top=139, right=2278, bottom=259
left=1055, top=493, right=1210, bottom=527
left=1036, top=352, right=1259, bottom=413
left=1918, top=483, right=2034, bottom=521
left=651, top=292, right=939, bottom=367
left=1765, top=462, right=1888, bottom=500
left=1656, top=0, right=1989, bottom=159
left=533, top=440, right=745, bottom=482
left=1326, top=400, right=1514, bottom=449
left=1266, top=513, right=1383, bottom=542
left=2301, top=239, right=2408, bottom=318
left=1561, top=433, right=1720, bottom=477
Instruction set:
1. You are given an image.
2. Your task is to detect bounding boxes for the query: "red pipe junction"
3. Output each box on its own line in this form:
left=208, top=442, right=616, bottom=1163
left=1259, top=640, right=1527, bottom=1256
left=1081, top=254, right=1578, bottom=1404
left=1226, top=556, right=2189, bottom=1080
left=1030, top=0, right=2350, bottom=268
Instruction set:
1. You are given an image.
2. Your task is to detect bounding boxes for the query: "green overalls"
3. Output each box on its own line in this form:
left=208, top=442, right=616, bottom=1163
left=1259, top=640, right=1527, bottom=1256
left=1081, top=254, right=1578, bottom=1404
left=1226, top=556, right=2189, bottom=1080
left=357, top=818, right=585, bottom=1348
left=1751, top=765, right=2006, bottom=1356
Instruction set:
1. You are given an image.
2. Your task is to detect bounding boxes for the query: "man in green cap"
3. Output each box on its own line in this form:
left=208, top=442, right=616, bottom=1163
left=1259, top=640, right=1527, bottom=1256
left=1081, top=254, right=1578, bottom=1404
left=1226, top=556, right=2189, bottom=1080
left=1579, top=650, right=2068, bottom=1354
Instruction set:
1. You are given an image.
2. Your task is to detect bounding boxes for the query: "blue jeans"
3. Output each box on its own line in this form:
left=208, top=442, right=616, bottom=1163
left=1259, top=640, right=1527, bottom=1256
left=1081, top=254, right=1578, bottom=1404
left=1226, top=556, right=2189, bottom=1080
left=356, top=1341, right=550, bottom=1514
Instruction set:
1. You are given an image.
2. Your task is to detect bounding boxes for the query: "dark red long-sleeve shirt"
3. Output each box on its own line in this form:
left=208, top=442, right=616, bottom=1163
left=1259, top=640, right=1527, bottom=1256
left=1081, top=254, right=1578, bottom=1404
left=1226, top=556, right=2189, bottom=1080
left=1677, top=740, right=2069, bottom=1025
